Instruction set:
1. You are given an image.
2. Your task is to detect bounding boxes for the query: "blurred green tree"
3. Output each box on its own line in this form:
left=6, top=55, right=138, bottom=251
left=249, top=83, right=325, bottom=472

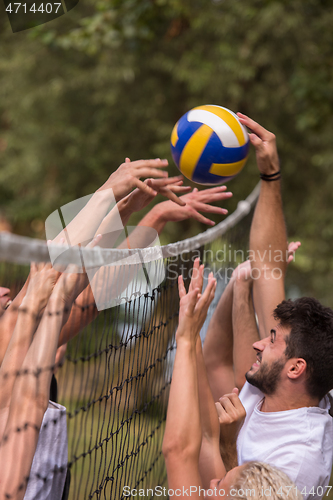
left=0, top=0, right=333, bottom=301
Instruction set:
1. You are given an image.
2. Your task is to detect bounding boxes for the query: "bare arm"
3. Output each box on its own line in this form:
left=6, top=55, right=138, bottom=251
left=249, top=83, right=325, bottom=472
left=0, top=275, right=68, bottom=499
left=57, top=287, right=98, bottom=346
left=231, top=242, right=300, bottom=388
left=187, top=260, right=226, bottom=488
left=203, top=277, right=236, bottom=401
left=0, top=262, right=90, bottom=500
left=0, top=299, right=64, bottom=500
left=232, top=262, right=259, bottom=390
left=197, top=338, right=226, bottom=488
left=162, top=265, right=216, bottom=498
left=0, top=278, right=30, bottom=366
left=238, top=113, right=287, bottom=338
left=0, top=265, right=59, bottom=410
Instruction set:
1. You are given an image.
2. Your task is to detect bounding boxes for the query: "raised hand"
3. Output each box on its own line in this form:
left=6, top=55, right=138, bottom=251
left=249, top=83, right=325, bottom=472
left=146, top=176, right=191, bottom=206
left=177, top=260, right=216, bottom=342
left=24, top=262, right=60, bottom=315
left=153, top=185, right=232, bottom=226
left=231, top=240, right=301, bottom=283
left=122, top=174, right=191, bottom=214
left=287, top=241, right=301, bottom=264
left=98, top=158, right=169, bottom=201
left=231, top=259, right=252, bottom=282
left=52, top=234, right=102, bottom=310
left=237, top=113, right=279, bottom=176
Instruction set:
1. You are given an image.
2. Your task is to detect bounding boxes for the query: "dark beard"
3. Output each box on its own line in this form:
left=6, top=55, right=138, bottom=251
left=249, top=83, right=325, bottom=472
left=246, top=359, right=285, bottom=395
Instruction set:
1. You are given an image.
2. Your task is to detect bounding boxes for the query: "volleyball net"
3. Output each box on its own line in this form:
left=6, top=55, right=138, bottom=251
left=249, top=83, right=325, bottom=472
left=0, top=183, right=259, bottom=500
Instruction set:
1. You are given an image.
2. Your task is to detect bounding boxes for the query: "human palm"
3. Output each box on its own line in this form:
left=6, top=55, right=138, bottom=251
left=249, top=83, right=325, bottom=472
left=156, top=186, right=232, bottom=226
left=177, top=259, right=216, bottom=342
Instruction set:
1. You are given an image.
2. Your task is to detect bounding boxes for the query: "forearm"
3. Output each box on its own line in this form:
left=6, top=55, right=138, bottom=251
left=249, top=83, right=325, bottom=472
left=53, top=189, right=114, bottom=246
left=137, top=205, right=166, bottom=235
left=0, top=298, right=66, bottom=499
left=163, top=335, right=203, bottom=496
left=15, top=296, right=66, bottom=405
left=94, top=198, right=129, bottom=250
left=196, top=339, right=220, bottom=440
left=59, top=229, right=139, bottom=332
left=220, top=442, right=238, bottom=472
left=250, top=180, right=288, bottom=273
left=203, top=278, right=235, bottom=400
left=0, top=298, right=42, bottom=409
left=0, top=278, right=30, bottom=366
left=98, top=198, right=164, bottom=250
left=117, top=197, right=138, bottom=228
left=196, top=339, right=226, bottom=488
left=163, top=336, right=201, bottom=458
left=250, top=180, right=287, bottom=336
left=0, top=400, right=45, bottom=500
left=232, top=280, right=258, bottom=390
left=58, top=287, right=98, bottom=346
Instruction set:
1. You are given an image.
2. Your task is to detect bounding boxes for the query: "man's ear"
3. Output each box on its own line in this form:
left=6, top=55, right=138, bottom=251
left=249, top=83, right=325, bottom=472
left=287, top=358, right=307, bottom=380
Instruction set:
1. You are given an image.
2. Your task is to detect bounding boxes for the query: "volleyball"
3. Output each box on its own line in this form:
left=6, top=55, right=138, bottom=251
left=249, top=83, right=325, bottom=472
left=170, top=105, right=250, bottom=185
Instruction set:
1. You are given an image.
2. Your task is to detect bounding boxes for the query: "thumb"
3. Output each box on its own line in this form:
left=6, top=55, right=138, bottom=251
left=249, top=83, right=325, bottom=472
left=125, top=157, right=131, bottom=163
left=232, top=387, right=239, bottom=396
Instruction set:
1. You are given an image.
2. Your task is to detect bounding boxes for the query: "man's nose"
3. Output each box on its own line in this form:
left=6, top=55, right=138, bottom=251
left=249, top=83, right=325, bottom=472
left=0, top=287, right=10, bottom=297
left=253, top=342, right=262, bottom=352
left=252, top=336, right=269, bottom=351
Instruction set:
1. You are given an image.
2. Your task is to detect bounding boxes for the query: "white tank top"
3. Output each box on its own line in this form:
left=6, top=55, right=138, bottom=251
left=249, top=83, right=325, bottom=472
left=24, top=401, right=68, bottom=500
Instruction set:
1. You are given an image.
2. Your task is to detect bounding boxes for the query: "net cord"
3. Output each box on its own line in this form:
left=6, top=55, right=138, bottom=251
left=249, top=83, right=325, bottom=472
left=0, top=183, right=260, bottom=265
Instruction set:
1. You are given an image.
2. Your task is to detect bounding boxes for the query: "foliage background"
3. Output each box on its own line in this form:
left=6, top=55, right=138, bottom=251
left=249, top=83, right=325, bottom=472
left=1, top=0, right=333, bottom=303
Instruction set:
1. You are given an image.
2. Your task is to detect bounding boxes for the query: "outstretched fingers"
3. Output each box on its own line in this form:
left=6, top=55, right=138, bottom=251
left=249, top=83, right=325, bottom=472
left=160, top=188, right=187, bottom=206
left=287, top=241, right=301, bottom=263
left=237, top=112, right=272, bottom=141
left=192, top=201, right=228, bottom=215
left=189, top=258, right=206, bottom=295
left=178, top=274, right=187, bottom=300
left=148, top=176, right=189, bottom=206
left=196, top=272, right=216, bottom=312
left=129, top=158, right=169, bottom=169
left=132, top=177, right=158, bottom=197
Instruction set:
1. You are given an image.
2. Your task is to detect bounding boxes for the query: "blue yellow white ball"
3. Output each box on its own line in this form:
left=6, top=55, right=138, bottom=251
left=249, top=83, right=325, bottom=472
left=170, top=105, right=249, bottom=185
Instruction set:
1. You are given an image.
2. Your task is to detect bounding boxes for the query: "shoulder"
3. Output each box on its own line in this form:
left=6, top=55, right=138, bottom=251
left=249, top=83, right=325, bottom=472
left=290, top=446, right=332, bottom=498
left=320, top=392, right=333, bottom=413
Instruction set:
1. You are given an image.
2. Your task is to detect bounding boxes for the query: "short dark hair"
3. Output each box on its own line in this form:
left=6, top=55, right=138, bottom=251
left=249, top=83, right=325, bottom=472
left=274, top=297, right=333, bottom=400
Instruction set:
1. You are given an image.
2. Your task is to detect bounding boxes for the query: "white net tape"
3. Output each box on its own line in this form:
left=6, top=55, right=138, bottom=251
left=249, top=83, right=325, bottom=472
left=0, top=183, right=260, bottom=266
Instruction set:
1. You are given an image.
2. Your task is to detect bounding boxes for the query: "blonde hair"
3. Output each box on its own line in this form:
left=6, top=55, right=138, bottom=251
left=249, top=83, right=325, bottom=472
left=231, top=462, right=302, bottom=500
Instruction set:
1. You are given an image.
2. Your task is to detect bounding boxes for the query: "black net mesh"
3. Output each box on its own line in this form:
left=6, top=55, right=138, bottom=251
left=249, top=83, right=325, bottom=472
left=0, top=200, right=255, bottom=500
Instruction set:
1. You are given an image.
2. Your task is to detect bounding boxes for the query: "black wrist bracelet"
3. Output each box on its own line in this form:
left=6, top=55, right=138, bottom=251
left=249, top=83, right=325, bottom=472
left=260, top=170, right=281, bottom=181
